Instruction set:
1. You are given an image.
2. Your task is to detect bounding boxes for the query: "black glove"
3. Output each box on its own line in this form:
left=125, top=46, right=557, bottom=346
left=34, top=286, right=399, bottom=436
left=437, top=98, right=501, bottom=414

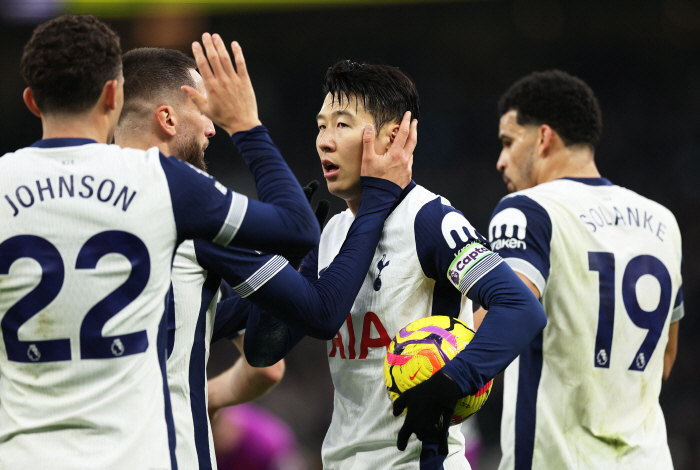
left=393, top=371, right=462, bottom=456
left=302, top=180, right=330, bottom=230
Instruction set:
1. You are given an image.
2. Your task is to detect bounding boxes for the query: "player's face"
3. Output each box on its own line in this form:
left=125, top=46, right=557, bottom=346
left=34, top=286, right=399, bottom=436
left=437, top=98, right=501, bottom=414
left=174, top=69, right=215, bottom=171
left=497, top=110, right=537, bottom=192
left=316, top=93, right=381, bottom=203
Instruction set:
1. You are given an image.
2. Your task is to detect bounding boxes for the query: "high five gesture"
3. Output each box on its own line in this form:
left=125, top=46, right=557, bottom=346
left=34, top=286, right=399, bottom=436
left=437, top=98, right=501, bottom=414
left=183, top=33, right=261, bottom=136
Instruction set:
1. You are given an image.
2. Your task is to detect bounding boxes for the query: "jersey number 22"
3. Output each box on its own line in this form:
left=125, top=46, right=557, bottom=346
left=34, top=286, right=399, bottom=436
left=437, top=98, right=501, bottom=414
left=0, top=232, right=150, bottom=363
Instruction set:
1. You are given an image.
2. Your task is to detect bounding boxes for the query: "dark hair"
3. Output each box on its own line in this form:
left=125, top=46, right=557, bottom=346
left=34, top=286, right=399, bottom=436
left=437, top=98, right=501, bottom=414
left=323, top=60, right=420, bottom=132
left=20, top=14, right=122, bottom=115
left=498, top=70, right=602, bottom=148
left=121, top=47, right=196, bottom=120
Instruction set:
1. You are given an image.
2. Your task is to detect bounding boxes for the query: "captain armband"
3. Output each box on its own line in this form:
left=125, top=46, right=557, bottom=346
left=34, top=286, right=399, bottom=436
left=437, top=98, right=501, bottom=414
left=447, top=242, right=503, bottom=295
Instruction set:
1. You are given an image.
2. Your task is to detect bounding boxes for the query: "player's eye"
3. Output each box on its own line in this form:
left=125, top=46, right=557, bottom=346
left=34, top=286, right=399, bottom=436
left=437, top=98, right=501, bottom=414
left=337, top=122, right=349, bottom=128
left=318, top=124, right=326, bottom=131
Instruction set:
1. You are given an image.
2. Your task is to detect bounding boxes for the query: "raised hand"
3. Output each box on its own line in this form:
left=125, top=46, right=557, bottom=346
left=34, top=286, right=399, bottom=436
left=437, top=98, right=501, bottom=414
left=182, top=33, right=262, bottom=136
left=360, top=111, right=417, bottom=189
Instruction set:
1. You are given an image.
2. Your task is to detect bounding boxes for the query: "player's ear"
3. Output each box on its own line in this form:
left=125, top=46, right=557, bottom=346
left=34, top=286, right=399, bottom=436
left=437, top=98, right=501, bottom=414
left=22, top=88, right=41, bottom=118
left=379, top=122, right=400, bottom=152
left=155, top=105, right=177, bottom=137
left=537, top=124, right=555, bottom=157
left=103, top=79, right=119, bottom=111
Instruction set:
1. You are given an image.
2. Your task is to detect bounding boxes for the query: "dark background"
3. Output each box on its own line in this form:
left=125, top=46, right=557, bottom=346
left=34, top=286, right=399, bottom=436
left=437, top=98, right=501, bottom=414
left=1, top=1, right=698, bottom=468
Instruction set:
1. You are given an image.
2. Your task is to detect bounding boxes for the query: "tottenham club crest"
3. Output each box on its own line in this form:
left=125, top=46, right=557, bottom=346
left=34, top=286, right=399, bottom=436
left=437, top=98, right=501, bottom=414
left=373, top=254, right=390, bottom=291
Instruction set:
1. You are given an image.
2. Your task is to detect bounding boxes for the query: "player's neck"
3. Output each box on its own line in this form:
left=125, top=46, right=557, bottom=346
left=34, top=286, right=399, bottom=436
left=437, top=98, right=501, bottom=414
left=538, top=146, right=600, bottom=184
left=346, top=196, right=361, bottom=218
left=40, top=112, right=113, bottom=144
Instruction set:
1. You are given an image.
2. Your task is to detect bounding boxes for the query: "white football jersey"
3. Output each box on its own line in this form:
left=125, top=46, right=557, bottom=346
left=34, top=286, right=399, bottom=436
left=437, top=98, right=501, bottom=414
left=0, top=139, right=245, bottom=469
left=168, top=240, right=220, bottom=470
left=167, top=239, right=287, bottom=470
left=315, top=183, right=500, bottom=470
left=490, top=178, right=683, bottom=470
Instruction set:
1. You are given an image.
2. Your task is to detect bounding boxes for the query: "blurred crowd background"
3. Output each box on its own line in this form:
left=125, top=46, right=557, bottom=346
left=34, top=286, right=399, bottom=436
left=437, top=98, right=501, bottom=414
left=1, top=0, right=698, bottom=469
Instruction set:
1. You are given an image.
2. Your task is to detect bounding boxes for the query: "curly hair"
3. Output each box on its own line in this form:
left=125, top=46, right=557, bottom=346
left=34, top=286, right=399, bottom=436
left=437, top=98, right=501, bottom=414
left=20, top=14, right=122, bottom=116
left=323, top=60, right=420, bottom=132
left=498, top=70, right=602, bottom=148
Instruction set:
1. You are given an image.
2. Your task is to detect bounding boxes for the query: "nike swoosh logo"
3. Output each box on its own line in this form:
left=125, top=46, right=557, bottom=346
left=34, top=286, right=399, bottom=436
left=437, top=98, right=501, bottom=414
left=409, top=366, right=422, bottom=381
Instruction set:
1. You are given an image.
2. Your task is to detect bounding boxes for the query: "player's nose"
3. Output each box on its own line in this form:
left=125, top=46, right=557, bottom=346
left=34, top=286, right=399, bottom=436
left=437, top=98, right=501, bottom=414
left=496, top=151, right=508, bottom=173
left=204, top=118, right=215, bottom=139
left=317, top=128, right=335, bottom=152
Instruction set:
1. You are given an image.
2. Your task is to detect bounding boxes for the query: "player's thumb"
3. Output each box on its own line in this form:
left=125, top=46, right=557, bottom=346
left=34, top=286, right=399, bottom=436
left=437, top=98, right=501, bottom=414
left=393, top=394, right=407, bottom=417
left=181, top=85, right=207, bottom=112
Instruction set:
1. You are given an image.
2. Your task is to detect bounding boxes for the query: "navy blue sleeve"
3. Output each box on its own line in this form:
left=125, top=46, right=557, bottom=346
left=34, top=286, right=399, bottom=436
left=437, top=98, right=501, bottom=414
left=441, top=261, right=547, bottom=395
left=488, top=195, right=552, bottom=295
left=414, top=198, right=500, bottom=295
left=218, top=280, right=236, bottom=301
left=299, top=246, right=319, bottom=281
left=211, top=247, right=319, bottom=362
left=242, top=248, right=318, bottom=366
left=211, top=296, right=250, bottom=343
left=160, top=126, right=319, bottom=257
left=159, top=154, right=238, bottom=244
left=193, top=239, right=289, bottom=298
left=243, top=177, right=401, bottom=340
left=413, top=197, right=546, bottom=396
left=231, top=126, right=320, bottom=258
left=671, top=285, right=685, bottom=322
left=209, top=178, right=402, bottom=365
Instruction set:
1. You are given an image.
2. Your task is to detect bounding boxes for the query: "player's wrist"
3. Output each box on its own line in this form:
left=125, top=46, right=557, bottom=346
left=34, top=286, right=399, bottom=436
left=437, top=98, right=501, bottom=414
left=359, top=176, right=402, bottom=197
left=227, top=118, right=263, bottom=135
left=432, top=371, right=463, bottom=402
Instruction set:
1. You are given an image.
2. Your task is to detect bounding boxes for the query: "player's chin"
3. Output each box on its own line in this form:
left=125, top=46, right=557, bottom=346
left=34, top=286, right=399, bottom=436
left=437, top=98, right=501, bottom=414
left=326, top=178, right=355, bottom=199
left=325, top=178, right=342, bottom=196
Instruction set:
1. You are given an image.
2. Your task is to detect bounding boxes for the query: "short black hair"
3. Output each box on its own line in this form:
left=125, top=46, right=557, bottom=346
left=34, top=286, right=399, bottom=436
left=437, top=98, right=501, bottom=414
left=498, top=70, right=602, bottom=148
left=323, top=60, right=420, bottom=132
left=20, top=14, right=122, bottom=116
left=120, top=47, right=197, bottom=121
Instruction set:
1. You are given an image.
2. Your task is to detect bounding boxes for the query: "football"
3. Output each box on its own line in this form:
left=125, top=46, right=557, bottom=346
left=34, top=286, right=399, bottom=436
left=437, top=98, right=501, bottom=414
left=383, top=315, right=493, bottom=425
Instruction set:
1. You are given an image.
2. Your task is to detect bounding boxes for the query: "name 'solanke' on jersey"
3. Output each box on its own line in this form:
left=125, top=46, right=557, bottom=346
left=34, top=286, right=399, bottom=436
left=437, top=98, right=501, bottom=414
left=3, top=174, right=138, bottom=217
left=579, top=204, right=667, bottom=242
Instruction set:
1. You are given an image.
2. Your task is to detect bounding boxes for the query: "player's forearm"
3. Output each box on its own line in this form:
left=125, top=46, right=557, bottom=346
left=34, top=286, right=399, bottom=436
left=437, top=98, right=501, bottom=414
left=231, top=126, right=319, bottom=258
left=442, top=262, right=547, bottom=395
left=247, top=177, right=401, bottom=339
left=207, top=356, right=285, bottom=413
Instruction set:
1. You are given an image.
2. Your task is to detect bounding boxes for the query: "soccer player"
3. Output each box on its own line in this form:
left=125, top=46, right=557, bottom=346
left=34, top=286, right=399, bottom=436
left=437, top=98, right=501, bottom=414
left=0, top=15, right=324, bottom=469
left=238, top=61, right=548, bottom=469
left=114, top=46, right=289, bottom=469
left=114, top=46, right=417, bottom=470
left=486, top=70, right=683, bottom=470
